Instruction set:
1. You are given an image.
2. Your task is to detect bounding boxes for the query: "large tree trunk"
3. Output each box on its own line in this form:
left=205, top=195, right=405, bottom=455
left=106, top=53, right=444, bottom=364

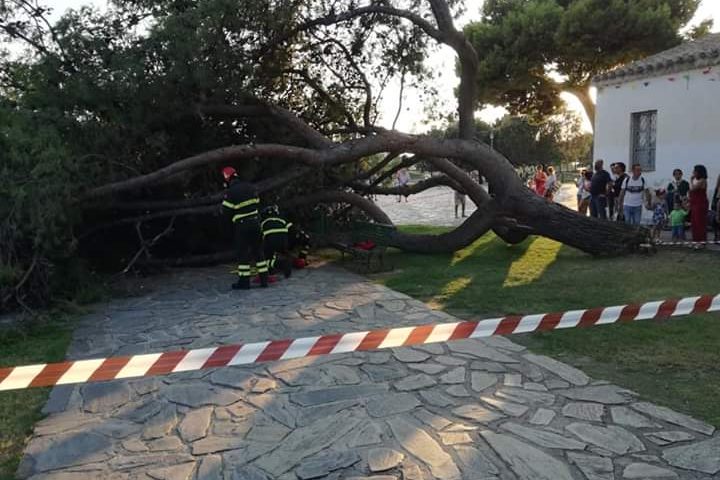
left=566, top=83, right=596, bottom=132
left=389, top=208, right=496, bottom=253
left=83, top=130, right=647, bottom=257
left=507, top=190, right=648, bottom=255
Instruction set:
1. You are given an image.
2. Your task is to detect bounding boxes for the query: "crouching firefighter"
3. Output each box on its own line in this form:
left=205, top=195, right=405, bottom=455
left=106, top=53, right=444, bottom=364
left=289, top=224, right=311, bottom=268
left=221, top=167, right=269, bottom=290
left=260, top=205, right=293, bottom=279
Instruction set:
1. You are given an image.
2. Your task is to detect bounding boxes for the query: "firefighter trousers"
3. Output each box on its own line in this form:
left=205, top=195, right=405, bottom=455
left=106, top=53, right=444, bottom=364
left=264, top=233, right=291, bottom=277
left=234, top=218, right=268, bottom=284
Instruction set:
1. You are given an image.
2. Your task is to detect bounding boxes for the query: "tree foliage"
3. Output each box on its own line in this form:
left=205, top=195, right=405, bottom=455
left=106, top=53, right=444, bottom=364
left=0, top=103, right=86, bottom=307
left=465, top=0, right=704, bottom=126
left=0, top=0, right=446, bottom=310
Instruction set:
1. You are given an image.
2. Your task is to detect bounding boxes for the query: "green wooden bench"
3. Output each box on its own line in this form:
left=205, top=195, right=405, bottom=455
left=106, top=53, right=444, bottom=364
left=331, top=221, right=396, bottom=272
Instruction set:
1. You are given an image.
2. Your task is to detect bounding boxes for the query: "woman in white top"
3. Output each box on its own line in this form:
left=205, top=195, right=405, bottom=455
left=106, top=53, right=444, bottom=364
left=578, top=170, right=592, bottom=215
left=544, top=166, right=558, bottom=202
left=576, top=169, right=587, bottom=209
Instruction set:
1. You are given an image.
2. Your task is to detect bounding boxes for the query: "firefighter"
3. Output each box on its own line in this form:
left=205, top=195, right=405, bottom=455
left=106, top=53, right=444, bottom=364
left=260, top=205, right=293, bottom=278
left=221, top=167, right=268, bottom=290
left=289, top=223, right=311, bottom=268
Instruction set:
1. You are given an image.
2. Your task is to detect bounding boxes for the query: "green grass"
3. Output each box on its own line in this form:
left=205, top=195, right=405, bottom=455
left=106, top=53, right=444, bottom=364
left=0, top=317, right=75, bottom=479
left=375, top=225, right=720, bottom=426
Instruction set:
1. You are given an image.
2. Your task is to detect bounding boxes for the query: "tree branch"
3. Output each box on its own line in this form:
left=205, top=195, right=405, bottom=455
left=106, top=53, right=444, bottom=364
left=294, top=4, right=447, bottom=44
left=119, top=217, right=176, bottom=274
left=325, top=38, right=374, bottom=129
left=349, top=174, right=456, bottom=196
left=284, top=68, right=359, bottom=129
left=197, top=102, right=333, bottom=149
left=389, top=205, right=498, bottom=253
left=348, top=152, right=399, bottom=184
left=392, top=68, right=406, bottom=131
left=279, top=190, right=392, bottom=225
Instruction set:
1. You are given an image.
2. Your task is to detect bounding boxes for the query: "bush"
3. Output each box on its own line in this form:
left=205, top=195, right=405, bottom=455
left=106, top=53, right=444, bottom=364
left=0, top=105, right=89, bottom=311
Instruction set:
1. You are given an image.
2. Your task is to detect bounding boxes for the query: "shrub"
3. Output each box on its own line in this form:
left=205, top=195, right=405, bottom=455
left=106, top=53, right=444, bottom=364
left=0, top=105, right=88, bottom=311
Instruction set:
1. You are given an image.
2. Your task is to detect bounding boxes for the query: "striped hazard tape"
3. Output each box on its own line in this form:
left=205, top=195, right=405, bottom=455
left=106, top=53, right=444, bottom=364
left=1, top=294, right=719, bottom=391
left=656, top=240, right=720, bottom=247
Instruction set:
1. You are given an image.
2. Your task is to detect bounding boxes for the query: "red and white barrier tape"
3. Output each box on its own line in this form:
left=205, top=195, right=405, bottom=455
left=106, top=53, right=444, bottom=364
left=656, top=240, right=720, bottom=247
left=2, top=294, right=719, bottom=391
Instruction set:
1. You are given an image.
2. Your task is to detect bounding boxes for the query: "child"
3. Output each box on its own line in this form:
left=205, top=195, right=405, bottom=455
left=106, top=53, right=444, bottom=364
left=669, top=200, right=688, bottom=242
left=651, top=189, right=667, bottom=241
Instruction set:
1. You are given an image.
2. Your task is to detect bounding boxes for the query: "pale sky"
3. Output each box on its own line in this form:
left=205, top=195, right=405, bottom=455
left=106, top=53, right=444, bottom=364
left=44, top=0, right=720, bottom=133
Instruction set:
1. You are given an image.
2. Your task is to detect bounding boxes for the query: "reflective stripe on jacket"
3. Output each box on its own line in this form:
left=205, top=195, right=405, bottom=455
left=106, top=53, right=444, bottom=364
left=261, top=217, right=291, bottom=237
left=222, top=179, right=259, bottom=223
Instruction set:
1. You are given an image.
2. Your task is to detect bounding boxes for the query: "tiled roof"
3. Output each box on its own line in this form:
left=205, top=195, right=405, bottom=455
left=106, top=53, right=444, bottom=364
left=593, top=33, right=720, bottom=85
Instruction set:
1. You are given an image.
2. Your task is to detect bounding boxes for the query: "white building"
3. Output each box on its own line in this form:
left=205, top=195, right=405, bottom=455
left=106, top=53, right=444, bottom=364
left=593, top=33, right=720, bottom=198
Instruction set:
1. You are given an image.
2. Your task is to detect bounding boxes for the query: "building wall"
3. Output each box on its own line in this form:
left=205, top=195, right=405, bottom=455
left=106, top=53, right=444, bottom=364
left=594, top=66, right=720, bottom=200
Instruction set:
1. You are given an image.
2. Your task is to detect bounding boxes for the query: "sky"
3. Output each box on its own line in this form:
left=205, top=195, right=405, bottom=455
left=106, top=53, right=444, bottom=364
left=44, top=0, right=720, bottom=133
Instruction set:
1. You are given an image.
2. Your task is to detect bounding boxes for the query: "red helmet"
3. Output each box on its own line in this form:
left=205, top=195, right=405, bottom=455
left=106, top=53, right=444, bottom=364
left=222, top=166, right=237, bottom=181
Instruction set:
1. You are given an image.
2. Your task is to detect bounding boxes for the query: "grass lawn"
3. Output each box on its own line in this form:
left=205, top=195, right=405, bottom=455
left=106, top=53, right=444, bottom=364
left=0, top=318, right=74, bottom=480
left=374, top=225, right=720, bottom=426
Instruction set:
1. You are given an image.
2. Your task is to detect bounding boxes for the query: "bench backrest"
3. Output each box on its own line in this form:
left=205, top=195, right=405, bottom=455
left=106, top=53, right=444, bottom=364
left=350, top=221, right=396, bottom=245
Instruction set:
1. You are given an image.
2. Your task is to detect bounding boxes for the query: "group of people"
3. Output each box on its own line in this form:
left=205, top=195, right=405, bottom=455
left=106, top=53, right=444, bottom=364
left=221, top=167, right=309, bottom=290
left=576, top=160, right=720, bottom=244
left=531, top=165, right=559, bottom=201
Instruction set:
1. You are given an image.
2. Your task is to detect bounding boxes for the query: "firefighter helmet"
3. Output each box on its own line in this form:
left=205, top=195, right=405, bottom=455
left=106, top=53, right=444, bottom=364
left=222, top=166, right=237, bottom=181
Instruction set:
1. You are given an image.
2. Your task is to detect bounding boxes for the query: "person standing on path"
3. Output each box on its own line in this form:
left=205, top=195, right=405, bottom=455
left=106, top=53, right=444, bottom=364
left=670, top=200, right=688, bottom=242
left=607, top=163, right=618, bottom=219
left=395, top=168, right=410, bottom=202
left=689, top=164, right=709, bottom=244
left=533, top=165, right=547, bottom=197
left=578, top=170, right=593, bottom=215
left=666, top=168, right=690, bottom=213
left=576, top=169, right=587, bottom=210
left=222, top=166, right=269, bottom=290
left=618, top=163, right=646, bottom=226
left=589, top=160, right=612, bottom=219
left=544, top=166, right=557, bottom=202
left=612, top=163, right=628, bottom=221
left=712, top=173, right=720, bottom=241
left=454, top=190, right=467, bottom=218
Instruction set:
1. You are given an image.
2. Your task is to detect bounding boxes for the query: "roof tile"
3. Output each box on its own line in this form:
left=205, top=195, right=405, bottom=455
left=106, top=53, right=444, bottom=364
left=593, top=33, right=720, bottom=85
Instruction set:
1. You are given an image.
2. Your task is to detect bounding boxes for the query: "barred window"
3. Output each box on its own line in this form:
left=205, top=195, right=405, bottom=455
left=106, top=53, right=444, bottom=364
left=631, top=110, right=657, bottom=171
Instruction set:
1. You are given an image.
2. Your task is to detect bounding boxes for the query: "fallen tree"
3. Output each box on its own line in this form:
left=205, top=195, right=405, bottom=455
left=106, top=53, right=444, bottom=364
left=0, top=0, right=650, bottom=309
left=84, top=128, right=647, bottom=255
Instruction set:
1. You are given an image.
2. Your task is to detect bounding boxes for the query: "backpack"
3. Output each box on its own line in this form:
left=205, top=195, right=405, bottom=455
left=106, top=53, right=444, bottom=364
left=622, top=176, right=645, bottom=194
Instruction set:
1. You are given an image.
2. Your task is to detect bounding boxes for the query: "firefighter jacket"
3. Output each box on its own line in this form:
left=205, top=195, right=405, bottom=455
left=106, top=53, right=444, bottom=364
left=222, top=179, right=260, bottom=223
left=261, top=217, right=292, bottom=238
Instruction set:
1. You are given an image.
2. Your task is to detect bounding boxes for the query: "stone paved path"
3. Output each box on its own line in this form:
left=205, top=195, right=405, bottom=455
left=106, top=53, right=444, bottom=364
left=19, top=265, right=720, bottom=479
left=375, top=184, right=577, bottom=226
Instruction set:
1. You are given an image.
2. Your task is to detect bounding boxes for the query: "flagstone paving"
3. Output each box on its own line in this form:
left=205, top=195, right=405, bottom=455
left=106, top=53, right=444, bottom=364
left=19, top=264, right=719, bottom=479
left=374, top=184, right=577, bottom=227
